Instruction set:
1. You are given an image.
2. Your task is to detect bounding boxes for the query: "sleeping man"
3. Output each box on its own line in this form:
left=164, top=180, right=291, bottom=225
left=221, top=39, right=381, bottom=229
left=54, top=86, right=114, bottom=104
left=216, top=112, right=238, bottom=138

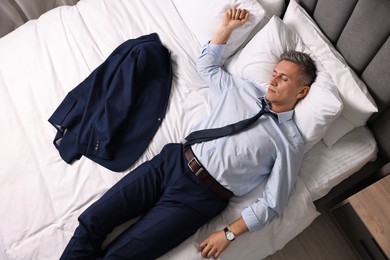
left=61, top=8, right=317, bottom=260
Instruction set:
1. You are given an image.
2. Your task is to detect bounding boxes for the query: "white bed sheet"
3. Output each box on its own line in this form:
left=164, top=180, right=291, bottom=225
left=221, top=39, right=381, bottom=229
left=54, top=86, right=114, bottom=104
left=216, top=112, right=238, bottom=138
left=0, top=0, right=375, bottom=259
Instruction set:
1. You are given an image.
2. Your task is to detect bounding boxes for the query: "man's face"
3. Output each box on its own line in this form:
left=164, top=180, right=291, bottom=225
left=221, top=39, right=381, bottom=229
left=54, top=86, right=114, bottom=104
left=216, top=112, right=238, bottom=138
left=265, top=60, right=309, bottom=112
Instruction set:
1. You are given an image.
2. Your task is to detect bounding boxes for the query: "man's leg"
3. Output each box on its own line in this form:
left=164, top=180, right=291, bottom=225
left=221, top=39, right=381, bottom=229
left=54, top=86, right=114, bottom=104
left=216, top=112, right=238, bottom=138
left=101, top=202, right=208, bottom=259
left=101, top=159, right=229, bottom=259
left=60, top=145, right=172, bottom=260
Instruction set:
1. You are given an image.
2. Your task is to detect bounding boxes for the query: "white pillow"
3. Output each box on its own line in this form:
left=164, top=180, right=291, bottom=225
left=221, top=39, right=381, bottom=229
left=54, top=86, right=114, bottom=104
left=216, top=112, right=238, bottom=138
left=171, top=0, right=266, bottom=61
left=257, top=0, right=285, bottom=17
left=225, top=16, right=343, bottom=152
left=283, top=0, right=378, bottom=148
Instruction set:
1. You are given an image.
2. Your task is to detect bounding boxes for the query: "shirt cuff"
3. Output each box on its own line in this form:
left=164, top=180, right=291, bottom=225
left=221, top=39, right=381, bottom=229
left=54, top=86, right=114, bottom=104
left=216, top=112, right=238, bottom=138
left=204, top=43, right=227, bottom=58
left=241, top=206, right=262, bottom=232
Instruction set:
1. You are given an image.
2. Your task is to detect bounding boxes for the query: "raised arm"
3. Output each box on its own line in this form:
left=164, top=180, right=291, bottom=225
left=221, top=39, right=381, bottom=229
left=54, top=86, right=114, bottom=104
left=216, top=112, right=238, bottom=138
left=196, top=8, right=250, bottom=95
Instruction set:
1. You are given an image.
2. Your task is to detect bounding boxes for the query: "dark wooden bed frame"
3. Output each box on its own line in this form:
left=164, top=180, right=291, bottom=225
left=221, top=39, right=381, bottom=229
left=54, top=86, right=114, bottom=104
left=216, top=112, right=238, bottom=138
left=284, top=0, right=390, bottom=209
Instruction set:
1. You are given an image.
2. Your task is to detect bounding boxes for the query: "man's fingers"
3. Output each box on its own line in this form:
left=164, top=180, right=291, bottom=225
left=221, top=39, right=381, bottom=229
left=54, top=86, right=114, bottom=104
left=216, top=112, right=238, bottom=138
left=226, top=8, right=249, bottom=21
left=226, top=8, right=232, bottom=18
left=242, top=11, right=249, bottom=22
left=201, top=244, right=212, bottom=259
left=238, top=9, right=249, bottom=20
left=199, top=240, right=207, bottom=251
left=207, top=247, right=218, bottom=259
left=234, top=9, right=241, bottom=19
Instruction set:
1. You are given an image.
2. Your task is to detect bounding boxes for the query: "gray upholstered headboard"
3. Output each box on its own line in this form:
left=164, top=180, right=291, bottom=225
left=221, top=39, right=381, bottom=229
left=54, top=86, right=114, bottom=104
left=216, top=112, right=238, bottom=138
left=285, top=0, right=390, bottom=208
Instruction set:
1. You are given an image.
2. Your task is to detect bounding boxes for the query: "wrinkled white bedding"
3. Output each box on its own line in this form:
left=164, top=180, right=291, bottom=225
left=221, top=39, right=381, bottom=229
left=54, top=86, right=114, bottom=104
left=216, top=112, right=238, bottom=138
left=0, top=0, right=376, bottom=259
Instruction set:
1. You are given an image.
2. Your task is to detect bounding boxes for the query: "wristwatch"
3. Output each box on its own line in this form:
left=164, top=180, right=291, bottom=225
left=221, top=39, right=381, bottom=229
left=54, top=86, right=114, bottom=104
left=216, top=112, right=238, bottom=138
left=224, top=227, right=236, bottom=241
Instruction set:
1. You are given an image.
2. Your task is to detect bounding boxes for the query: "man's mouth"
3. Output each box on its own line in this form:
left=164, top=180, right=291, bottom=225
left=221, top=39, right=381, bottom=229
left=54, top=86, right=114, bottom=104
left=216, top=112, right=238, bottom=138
left=268, top=87, right=276, bottom=93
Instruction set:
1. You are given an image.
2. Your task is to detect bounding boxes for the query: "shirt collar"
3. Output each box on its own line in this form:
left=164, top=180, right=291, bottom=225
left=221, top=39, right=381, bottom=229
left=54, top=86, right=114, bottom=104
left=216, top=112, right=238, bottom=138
left=275, top=110, right=294, bottom=123
left=261, top=97, right=294, bottom=124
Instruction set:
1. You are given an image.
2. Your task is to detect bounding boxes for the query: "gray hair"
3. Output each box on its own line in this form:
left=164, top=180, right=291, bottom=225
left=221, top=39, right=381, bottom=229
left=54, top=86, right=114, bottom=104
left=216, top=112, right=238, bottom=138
left=280, top=50, right=317, bottom=86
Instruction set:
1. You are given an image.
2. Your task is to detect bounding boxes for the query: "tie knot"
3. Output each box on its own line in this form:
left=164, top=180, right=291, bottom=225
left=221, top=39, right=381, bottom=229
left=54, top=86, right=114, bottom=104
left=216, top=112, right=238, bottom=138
left=260, top=97, right=278, bottom=119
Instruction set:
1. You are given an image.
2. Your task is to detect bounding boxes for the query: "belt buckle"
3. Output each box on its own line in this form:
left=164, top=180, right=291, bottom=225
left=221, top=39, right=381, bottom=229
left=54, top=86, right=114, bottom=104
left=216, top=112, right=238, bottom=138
left=187, top=157, right=204, bottom=176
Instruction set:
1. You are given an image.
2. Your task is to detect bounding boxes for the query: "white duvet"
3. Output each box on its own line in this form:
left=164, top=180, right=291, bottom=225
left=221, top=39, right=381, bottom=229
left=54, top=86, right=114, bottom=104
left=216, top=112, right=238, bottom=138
left=0, top=0, right=376, bottom=259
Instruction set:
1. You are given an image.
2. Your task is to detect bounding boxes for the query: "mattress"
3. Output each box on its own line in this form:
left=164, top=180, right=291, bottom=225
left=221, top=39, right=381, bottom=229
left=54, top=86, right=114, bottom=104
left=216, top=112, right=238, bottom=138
left=0, top=0, right=377, bottom=259
left=301, top=126, right=377, bottom=201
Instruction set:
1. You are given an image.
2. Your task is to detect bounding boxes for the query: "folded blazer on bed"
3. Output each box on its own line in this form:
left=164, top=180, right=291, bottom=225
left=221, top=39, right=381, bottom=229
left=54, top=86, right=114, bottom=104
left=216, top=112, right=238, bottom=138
left=49, top=33, right=172, bottom=172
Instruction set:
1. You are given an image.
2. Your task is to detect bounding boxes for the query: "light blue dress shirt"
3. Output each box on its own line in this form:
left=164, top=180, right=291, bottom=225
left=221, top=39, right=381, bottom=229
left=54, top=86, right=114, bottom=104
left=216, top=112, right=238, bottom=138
left=191, top=43, right=305, bottom=231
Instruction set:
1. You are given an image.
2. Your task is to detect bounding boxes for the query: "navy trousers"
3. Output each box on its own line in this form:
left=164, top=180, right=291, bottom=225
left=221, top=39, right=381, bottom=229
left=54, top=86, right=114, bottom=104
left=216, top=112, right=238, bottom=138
left=60, top=143, right=229, bottom=259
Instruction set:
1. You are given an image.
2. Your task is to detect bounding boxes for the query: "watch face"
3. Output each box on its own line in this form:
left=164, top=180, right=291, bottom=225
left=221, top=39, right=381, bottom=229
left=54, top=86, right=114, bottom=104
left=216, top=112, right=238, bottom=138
left=226, top=231, right=235, bottom=241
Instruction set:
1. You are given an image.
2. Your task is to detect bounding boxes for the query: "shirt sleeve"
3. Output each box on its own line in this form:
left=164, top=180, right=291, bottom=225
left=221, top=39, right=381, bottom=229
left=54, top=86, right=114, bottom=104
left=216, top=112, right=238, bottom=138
left=196, top=43, right=249, bottom=95
left=241, top=142, right=305, bottom=232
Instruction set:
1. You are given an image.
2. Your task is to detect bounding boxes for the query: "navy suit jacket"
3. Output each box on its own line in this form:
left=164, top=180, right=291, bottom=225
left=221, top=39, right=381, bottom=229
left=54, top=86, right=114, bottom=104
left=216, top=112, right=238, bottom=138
left=49, top=33, right=172, bottom=172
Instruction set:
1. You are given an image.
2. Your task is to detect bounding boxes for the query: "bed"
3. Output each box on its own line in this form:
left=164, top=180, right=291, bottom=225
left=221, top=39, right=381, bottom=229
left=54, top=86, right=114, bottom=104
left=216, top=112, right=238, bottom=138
left=0, top=0, right=388, bottom=259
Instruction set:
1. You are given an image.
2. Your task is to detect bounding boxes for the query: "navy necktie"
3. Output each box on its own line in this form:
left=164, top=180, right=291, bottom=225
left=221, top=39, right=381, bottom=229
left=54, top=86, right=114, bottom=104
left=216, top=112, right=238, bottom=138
left=185, top=98, right=276, bottom=146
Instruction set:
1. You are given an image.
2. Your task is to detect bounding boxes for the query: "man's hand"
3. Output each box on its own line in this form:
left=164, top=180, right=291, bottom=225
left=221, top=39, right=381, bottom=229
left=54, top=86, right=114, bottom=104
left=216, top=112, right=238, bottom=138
left=221, top=8, right=250, bottom=31
left=210, top=8, right=250, bottom=45
left=199, top=217, right=249, bottom=259
left=199, top=230, right=230, bottom=259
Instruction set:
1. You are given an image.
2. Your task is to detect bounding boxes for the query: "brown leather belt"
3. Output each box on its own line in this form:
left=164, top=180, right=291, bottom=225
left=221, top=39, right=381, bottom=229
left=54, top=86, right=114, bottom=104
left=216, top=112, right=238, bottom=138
left=184, top=147, right=233, bottom=200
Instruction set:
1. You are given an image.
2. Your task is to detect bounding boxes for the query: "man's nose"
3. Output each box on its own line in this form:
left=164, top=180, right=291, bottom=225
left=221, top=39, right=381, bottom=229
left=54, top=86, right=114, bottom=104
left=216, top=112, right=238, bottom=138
left=270, top=76, right=278, bottom=86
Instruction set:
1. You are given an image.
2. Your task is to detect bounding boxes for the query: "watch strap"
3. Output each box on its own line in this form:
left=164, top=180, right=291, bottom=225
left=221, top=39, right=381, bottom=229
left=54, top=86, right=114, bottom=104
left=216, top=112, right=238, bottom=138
left=224, top=226, right=236, bottom=241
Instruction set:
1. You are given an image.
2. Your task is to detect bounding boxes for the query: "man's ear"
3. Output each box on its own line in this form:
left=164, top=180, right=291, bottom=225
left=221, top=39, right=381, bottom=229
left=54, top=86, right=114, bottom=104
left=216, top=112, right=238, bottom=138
left=296, top=86, right=310, bottom=100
